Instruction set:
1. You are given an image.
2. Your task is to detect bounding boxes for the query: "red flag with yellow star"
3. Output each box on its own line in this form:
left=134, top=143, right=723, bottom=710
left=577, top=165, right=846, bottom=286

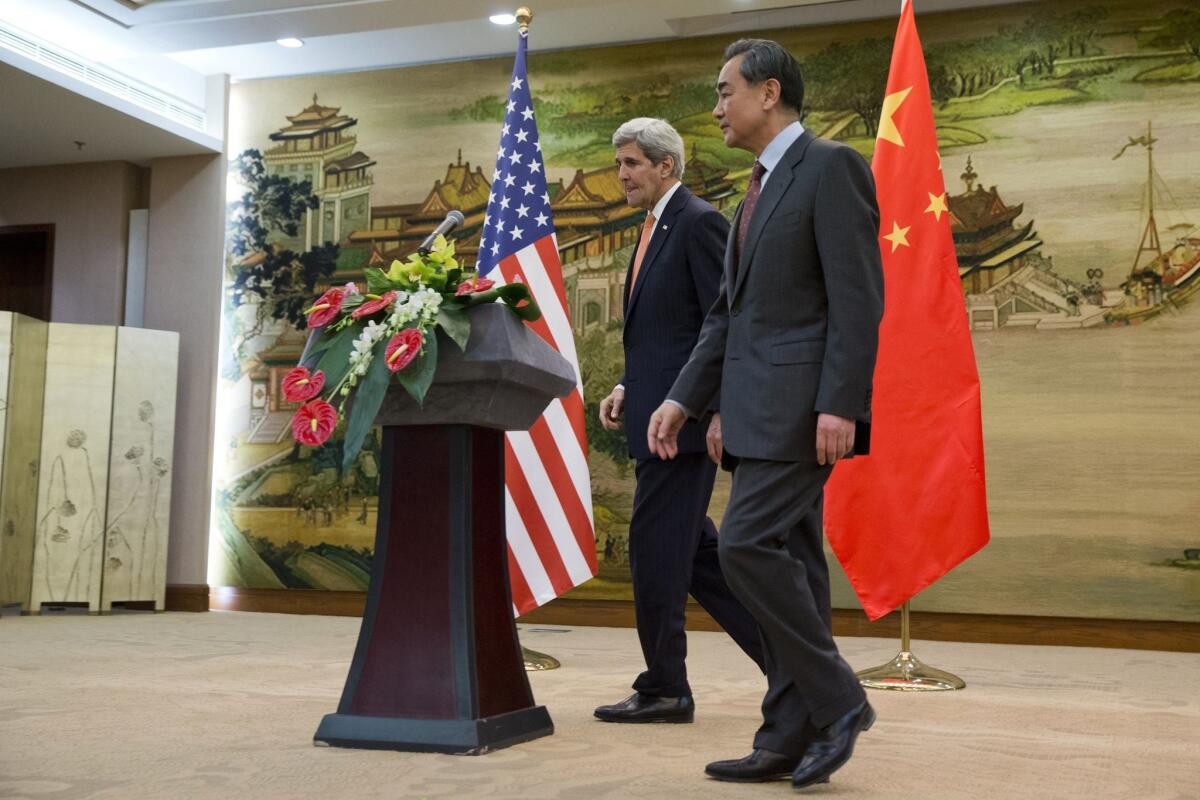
left=824, top=0, right=990, bottom=621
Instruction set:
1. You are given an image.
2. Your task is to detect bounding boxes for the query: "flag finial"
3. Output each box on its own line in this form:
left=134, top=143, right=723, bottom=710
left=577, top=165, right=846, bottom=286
left=516, top=7, right=533, bottom=34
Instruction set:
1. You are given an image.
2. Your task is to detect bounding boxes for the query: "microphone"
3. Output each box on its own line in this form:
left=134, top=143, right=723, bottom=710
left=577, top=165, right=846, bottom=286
left=416, top=210, right=465, bottom=255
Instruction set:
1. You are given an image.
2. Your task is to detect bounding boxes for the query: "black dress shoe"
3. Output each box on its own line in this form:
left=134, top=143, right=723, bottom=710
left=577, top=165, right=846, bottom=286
left=705, top=749, right=798, bottom=782
left=593, top=692, right=694, bottom=723
left=791, top=701, right=876, bottom=789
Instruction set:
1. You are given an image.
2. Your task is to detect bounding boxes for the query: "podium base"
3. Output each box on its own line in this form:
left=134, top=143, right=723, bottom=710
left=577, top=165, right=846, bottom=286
left=313, top=706, right=553, bottom=754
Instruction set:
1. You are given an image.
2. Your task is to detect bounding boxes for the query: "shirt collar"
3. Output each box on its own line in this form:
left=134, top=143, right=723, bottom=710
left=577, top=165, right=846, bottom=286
left=758, top=120, right=805, bottom=186
left=650, top=180, right=682, bottom=220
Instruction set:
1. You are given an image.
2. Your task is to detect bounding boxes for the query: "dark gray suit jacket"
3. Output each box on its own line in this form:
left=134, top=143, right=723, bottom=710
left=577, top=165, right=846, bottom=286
left=668, top=130, right=884, bottom=463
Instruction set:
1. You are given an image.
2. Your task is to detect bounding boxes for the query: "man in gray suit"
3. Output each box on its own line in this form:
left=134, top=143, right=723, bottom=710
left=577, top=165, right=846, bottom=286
left=647, top=39, right=884, bottom=788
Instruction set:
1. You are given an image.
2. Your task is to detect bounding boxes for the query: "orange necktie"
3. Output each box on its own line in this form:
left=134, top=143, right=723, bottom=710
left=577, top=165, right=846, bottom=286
left=628, top=212, right=657, bottom=294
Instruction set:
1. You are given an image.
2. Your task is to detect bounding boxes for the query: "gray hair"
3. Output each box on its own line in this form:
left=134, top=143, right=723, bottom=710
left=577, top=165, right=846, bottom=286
left=612, top=117, right=685, bottom=180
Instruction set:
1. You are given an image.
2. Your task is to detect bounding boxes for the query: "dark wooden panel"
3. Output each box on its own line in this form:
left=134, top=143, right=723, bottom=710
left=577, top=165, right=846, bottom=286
left=206, top=590, right=1200, bottom=653
left=164, top=584, right=209, bottom=613
left=209, top=586, right=365, bottom=616
left=347, top=425, right=457, bottom=718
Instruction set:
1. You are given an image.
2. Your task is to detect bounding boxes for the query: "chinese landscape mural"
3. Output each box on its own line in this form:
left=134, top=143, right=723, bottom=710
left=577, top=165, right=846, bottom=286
left=213, top=0, right=1200, bottom=622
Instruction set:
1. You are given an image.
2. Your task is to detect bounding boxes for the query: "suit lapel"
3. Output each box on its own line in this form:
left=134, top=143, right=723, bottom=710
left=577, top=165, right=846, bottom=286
left=725, top=200, right=743, bottom=292
left=625, top=185, right=689, bottom=321
left=732, top=131, right=814, bottom=303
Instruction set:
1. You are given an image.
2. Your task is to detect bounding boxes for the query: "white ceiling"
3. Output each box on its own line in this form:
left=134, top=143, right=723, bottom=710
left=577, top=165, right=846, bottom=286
left=0, top=60, right=218, bottom=169
left=0, top=0, right=1026, bottom=168
left=61, top=0, right=1027, bottom=81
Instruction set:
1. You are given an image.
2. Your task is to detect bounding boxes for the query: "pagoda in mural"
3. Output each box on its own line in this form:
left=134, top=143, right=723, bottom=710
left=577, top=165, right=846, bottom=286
left=951, top=158, right=1107, bottom=331
left=949, top=157, right=1041, bottom=295
left=347, top=151, right=495, bottom=268
left=682, top=143, right=736, bottom=210
left=263, top=94, right=376, bottom=252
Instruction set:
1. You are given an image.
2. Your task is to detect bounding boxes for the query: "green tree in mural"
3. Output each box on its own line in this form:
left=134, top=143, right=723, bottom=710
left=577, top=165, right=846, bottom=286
left=576, top=322, right=630, bottom=465
left=804, top=38, right=892, bottom=137
left=929, top=35, right=1021, bottom=99
left=1151, top=8, right=1200, bottom=61
left=225, top=149, right=339, bottom=347
left=1061, top=7, right=1110, bottom=59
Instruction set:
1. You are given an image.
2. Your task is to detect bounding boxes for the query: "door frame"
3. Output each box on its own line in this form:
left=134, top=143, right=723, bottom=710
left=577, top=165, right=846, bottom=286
left=0, top=223, right=55, bottom=320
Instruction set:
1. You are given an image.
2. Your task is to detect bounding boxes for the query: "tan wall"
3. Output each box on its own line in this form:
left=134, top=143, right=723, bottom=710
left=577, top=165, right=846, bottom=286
left=0, top=161, right=147, bottom=324
left=144, top=154, right=226, bottom=587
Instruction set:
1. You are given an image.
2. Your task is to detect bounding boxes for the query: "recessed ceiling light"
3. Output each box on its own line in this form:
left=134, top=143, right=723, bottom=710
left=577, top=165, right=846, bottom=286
left=489, top=14, right=516, bottom=25
left=276, top=37, right=304, bottom=48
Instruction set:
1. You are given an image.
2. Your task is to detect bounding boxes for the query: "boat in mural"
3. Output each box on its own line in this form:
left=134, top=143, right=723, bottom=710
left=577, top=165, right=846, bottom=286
left=1106, top=122, right=1200, bottom=325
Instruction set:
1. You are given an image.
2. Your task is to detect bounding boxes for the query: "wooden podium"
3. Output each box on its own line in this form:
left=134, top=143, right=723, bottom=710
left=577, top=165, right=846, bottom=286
left=312, top=305, right=576, bottom=754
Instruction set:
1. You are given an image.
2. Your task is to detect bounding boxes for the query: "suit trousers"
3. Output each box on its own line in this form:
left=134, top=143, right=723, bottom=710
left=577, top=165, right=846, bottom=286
left=718, top=456, right=866, bottom=756
left=629, top=452, right=765, bottom=698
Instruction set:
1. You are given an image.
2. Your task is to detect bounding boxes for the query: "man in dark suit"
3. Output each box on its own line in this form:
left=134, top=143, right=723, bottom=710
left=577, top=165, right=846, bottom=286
left=648, top=40, right=884, bottom=787
left=593, top=117, right=765, bottom=725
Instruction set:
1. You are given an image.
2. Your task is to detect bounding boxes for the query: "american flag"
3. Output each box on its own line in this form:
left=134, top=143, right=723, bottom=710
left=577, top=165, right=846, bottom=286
left=476, top=30, right=597, bottom=614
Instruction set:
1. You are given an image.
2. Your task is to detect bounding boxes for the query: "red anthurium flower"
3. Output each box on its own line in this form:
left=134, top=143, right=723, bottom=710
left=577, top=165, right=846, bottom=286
left=351, top=290, right=398, bottom=319
left=385, top=328, right=424, bottom=372
left=455, top=277, right=496, bottom=296
left=292, top=400, right=337, bottom=446
left=305, top=287, right=345, bottom=328
left=281, top=367, right=325, bottom=403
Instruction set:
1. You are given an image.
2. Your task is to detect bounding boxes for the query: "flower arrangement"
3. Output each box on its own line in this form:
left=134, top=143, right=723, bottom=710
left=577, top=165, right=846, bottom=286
left=283, top=236, right=540, bottom=469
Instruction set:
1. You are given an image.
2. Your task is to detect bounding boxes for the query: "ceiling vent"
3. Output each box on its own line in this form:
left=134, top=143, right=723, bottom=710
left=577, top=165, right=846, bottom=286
left=0, top=21, right=205, bottom=131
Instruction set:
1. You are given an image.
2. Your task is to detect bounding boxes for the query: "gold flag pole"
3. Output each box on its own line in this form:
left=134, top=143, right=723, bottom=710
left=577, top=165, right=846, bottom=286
left=504, top=4, right=558, bottom=674
left=855, top=601, right=965, bottom=691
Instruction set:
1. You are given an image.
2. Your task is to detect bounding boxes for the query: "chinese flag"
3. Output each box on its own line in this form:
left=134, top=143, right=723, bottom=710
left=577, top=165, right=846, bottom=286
left=824, top=0, right=990, bottom=621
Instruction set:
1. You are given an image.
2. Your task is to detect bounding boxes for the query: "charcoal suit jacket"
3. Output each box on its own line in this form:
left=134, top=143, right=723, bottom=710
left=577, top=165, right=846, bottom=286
left=668, top=131, right=884, bottom=463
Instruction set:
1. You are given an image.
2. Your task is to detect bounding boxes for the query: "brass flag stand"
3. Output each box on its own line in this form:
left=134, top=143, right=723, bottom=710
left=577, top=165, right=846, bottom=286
left=522, top=645, right=560, bottom=671
left=856, top=601, right=965, bottom=691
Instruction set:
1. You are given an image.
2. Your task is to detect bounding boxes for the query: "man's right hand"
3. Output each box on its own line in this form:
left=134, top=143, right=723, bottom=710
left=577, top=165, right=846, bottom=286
left=599, top=386, right=625, bottom=430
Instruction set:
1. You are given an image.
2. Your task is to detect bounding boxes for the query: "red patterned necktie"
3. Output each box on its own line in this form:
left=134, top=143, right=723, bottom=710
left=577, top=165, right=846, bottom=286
left=736, top=160, right=767, bottom=259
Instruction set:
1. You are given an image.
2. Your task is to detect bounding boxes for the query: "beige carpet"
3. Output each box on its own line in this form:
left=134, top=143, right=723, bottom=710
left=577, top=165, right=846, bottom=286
left=0, top=611, right=1197, bottom=800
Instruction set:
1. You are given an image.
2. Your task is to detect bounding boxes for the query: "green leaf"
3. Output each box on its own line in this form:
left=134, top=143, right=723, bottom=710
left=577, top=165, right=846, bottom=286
left=341, top=338, right=391, bottom=473
left=395, top=329, right=438, bottom=406
left=364, top=267, right=392, bottom=294
left=506, top=297, right=542, bottom=322
left=496, top=283, right=543, bottom=322
left=436, top=305, right=471, bottom=351
left=495, top=282, right=531, bottom=303
left=300, top=328, right=336, bottom=367
left=313, top=325, right=359, bottom=387
left=456, top=282, right=543, bottom=321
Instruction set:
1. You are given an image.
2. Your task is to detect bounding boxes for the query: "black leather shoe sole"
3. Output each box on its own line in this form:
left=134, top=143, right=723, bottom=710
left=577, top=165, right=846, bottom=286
left=593, top=711, right=694, bottom=724
left=705, top=769, right=793, bottom=783
left=793, top=705, right=875, bottom=789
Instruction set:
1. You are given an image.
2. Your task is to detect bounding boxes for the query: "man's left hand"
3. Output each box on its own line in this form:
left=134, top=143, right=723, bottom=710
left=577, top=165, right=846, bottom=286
left=706, top=412, right=723, bottom=465
left=816, top=413, right=855, bottom=466
left=647, top=402, right=687, bottom=460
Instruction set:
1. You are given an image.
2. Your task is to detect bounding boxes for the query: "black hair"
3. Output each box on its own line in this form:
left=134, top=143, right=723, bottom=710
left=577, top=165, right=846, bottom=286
left=723, top=38, right=805, bottom=114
